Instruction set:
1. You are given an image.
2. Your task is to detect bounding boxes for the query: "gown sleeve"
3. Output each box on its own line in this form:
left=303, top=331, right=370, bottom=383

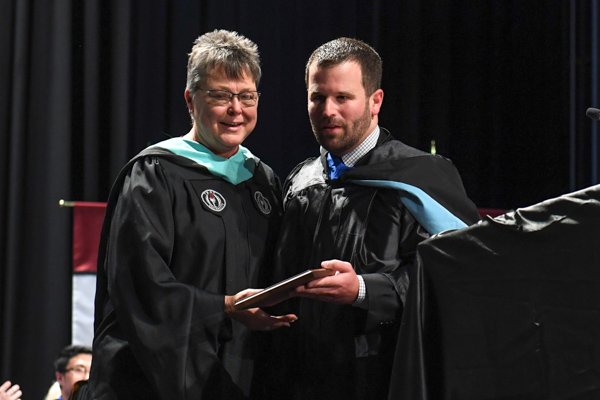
left=359, top=189, right=431, bottom=332
left=103, top=157, right=246, bottom=399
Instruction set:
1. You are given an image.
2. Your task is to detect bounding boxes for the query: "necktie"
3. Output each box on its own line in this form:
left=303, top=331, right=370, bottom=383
left=327, top=153, right=353, bottom=180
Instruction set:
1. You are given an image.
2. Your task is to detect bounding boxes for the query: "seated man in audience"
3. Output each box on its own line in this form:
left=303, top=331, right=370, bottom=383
left=54, top=345, right=92, bottom=400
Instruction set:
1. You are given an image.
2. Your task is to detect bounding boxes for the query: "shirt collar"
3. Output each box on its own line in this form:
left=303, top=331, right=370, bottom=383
left=340, top=125, right=380, bottom=167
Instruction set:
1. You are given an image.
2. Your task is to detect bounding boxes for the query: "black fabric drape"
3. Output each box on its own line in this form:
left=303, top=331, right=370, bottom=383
left=390, top=184, right=600, bottom=399
left=0, top=1, right=596, bottom=399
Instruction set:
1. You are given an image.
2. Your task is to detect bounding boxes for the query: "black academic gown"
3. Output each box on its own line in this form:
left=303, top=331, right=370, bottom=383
left=87, top=146, right=282, bottom=400
left=266, top=129, right=479, bottom=400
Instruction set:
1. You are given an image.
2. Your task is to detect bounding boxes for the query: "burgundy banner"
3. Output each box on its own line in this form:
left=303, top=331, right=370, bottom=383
left=72, top=202, right=107, bottom=273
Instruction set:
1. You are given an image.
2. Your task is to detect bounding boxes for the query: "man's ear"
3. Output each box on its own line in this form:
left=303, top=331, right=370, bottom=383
left=370, top=89, right=384, bottom=117
left=55, top=371, right=64, bottom=387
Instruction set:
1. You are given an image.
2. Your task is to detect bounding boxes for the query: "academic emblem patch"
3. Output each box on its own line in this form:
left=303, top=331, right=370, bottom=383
left=201, top=189, right=226, bottom=212
left=254, top=191, right=272, bottom=215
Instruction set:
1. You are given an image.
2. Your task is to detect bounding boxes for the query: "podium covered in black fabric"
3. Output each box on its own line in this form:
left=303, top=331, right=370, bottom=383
left=389, top=185, right=600, bottom=400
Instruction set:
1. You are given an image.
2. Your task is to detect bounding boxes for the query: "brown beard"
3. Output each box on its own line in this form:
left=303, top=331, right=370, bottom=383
left=311, top=101, right=372, bottom=156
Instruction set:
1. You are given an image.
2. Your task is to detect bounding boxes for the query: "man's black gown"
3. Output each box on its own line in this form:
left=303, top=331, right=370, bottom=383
left=86, top=140, right=282, bottom=399
left=265, top=129, right=480, bottom=400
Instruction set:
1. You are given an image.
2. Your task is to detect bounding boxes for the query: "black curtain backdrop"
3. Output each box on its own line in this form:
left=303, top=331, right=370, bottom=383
left=0, top=1, right=597, bottom=398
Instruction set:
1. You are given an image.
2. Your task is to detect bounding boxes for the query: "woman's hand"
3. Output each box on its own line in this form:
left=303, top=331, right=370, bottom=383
left=225, top=289, right=297, bottom=331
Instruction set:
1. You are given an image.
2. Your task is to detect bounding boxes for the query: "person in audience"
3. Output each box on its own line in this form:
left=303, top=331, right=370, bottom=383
left=54, top=345, right=92, bottom=400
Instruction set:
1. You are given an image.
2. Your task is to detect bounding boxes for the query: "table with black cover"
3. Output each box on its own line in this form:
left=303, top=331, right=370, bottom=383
left=389, top=185, right=600, bottom=400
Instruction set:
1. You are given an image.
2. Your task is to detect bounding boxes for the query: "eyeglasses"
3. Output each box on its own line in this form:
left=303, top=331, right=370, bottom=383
left=199, top=89, right=260, bottom=107
left=65, top=365, right=89, bottom=375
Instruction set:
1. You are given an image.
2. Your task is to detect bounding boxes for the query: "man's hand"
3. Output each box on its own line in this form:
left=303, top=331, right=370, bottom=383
left=225, top=289, right=298, bottom=331
left=294, top=259, right=359, bottom=304
left=0, top=381, right=22, bottom=400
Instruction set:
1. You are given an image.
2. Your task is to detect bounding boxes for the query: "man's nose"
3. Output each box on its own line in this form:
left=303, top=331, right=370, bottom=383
left=322, top=98, right=336, bottom=116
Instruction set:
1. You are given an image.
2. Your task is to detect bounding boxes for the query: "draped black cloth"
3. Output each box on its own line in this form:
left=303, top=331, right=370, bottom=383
left=390, top=184, right=600, bottom=400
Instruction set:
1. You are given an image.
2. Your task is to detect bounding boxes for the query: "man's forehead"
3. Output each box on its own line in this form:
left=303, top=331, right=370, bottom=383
left=68, top=353, right=92, bottom=365
left=310, top=59, right=361, bottom=74
left=308, top=61, right=364, bottom=92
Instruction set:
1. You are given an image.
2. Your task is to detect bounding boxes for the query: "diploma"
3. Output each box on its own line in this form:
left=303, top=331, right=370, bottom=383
left=233, top=268, right=335, bottom=311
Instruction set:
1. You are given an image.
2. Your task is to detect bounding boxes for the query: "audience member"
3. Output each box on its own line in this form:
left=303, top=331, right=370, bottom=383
left=53, top=345, right=92, bottom=400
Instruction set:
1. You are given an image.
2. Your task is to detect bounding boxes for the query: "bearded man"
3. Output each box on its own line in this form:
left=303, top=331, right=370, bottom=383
left=267, top=37, right=480, bottom=400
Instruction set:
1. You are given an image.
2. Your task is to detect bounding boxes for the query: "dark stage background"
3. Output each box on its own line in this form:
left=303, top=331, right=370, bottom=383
left=1, top=1, right=598, bottom=398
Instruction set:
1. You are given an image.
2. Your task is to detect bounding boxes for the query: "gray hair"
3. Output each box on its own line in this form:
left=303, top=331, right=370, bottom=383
left=305, top=37, right=382, bottom=95
left=186, top=30, right=261, bottom=96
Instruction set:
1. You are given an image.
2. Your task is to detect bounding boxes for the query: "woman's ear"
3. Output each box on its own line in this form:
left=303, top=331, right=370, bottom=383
left=184, top=89, right=194, bottom=114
